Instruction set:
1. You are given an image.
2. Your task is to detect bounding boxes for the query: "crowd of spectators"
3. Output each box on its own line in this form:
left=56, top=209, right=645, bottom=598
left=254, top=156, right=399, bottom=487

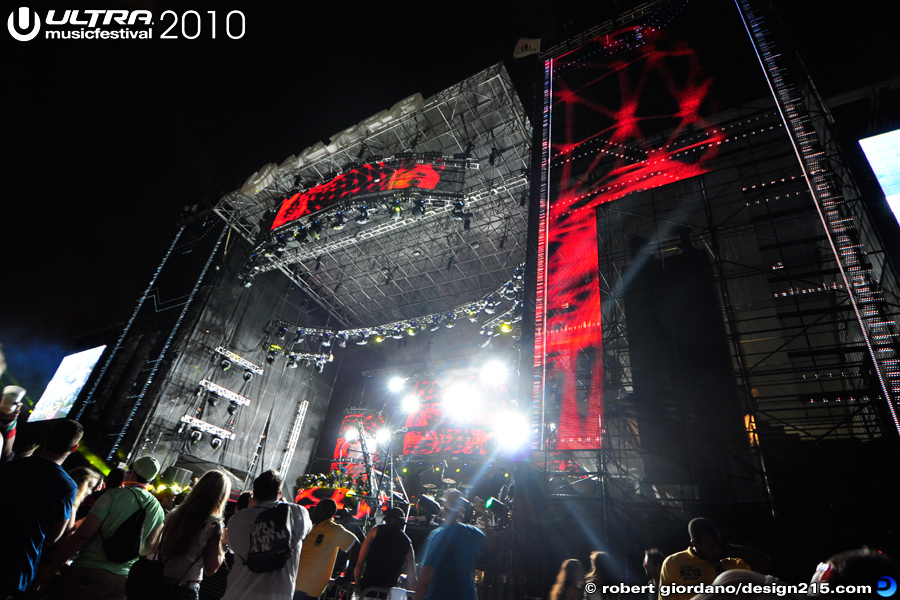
left=1, top=414, right=897, bottom=600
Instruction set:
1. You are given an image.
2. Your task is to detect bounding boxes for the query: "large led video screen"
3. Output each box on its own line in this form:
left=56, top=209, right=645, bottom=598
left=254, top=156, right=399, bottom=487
left=860, top=129, right=900, bottom=227
left=534, top=1, right=767, bottom=449
left=29, top=345, right=106, bottom=422
left=272, top=158, right=460, bottom=230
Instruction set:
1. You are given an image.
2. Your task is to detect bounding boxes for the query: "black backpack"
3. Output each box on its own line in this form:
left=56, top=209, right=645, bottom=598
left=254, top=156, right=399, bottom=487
left=244, top=503, right=293, bottom=573
left=102, top=487, right=149, bottom=563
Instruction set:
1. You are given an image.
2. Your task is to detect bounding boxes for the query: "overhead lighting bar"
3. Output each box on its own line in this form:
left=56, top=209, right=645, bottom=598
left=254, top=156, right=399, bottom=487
left=180, top=415, right=236, bottom=440
left=199, top=379, right=252, bottom=406
left=215, top=347, right=264, bottom=375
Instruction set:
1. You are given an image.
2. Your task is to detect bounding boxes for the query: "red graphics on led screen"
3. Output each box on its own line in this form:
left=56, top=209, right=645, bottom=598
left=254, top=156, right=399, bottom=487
left=536, top=25, right=722, bottom=449
left=331, top=412, right=385, bottom=479
left=271, top=159, right=447, bottom=230
left=402, top=376, right=511, bottom=456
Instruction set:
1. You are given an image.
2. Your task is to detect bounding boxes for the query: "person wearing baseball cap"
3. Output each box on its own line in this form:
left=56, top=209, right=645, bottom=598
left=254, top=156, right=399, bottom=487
left=38, top=456, right=165, bottom=600
left=355, top=506, right=418, bottom=596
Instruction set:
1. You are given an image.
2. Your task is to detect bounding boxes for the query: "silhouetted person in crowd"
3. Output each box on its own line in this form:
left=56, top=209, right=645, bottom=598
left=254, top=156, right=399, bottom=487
left=40, top=456, right=165, bottom=600
left=586, top=551, right=616, bottom=599
left=550, top=559, right=586, bottom=600
left=414, top=489, right=484, bottom=600
left=809, top=548, right=900, bottom=598
left=222, top=470, right=311, bottom=600
left=643, top=549, right=664, bottom=599
left=294, top=498, right=356, bottom=600
left=355, top=507, right=417, bottom=595
left=150, top=469, right=231, bottom=600
left=199, top=490, right=250, bottom=600
left=659, top=518, right=770, bottom=600
left=66, top=466, right=102, bottom=532
left=0, top=418, right=82, bottom=595
left=79, top=466, right=125, bottom=519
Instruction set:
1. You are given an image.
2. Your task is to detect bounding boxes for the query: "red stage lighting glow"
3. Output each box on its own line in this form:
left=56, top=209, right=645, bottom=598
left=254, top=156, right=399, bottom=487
left=535, top=24, right=722, bottom=450
left=271, top=159, right=447, bottom=230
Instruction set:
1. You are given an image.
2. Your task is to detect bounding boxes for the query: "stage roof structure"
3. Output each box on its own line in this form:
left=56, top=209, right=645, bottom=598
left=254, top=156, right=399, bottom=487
left=214, top=63, right=532, bottom=329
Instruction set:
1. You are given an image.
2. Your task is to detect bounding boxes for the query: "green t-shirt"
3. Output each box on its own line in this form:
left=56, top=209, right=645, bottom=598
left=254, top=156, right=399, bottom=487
left=73, top=484, right=165, bottom=576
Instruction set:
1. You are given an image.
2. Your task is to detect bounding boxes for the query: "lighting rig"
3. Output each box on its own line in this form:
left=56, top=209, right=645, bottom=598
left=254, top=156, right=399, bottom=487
left=238, top=152, right=478, bottom=288
left=263, top=263, right=525, bottom=361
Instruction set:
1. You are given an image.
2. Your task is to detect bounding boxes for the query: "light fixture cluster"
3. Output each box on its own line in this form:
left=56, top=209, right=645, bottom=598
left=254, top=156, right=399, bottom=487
left=269, top=263, right=525, bottom=354
left=239, top=153, right=477, bottom=288
left=180, top=415, right=235, bottom=450
left=215, top=347, right=264, bottom=375
left=199, top=379, right=251, bottom=406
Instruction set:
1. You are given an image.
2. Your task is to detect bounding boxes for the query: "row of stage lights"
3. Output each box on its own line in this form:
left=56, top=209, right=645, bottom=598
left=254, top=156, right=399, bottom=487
left=240, top=196, right=474, bottom=288
left=260, top=264, right=525, bottom=366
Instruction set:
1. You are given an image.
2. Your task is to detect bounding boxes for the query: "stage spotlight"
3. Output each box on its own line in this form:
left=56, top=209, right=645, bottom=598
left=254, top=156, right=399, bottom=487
left=494, top=411, right=531, bottom=451
left=266, top=344, right=281, bottom=364
left=220, top=359, right=231, bottom=372
left=390, top=199, right=402, bottom=221
left=412, top=199, right=425, bottom=220
left=243, top=370, right=253, bottom=382
left=355, top=333, right=370, bottom=345
left=276, top=327, right=287, bottom=340
left=499, top=321, right=513, bottom=333
left=207, top=395, right=218, bottom=408
left=481, top=360, right=507, bottom=384
left=391, top=328, right=404, bottom=340
left=337, top=334, right=347, bottom=348
left=356, top=206, right=370, bottom=224
left=210, top=436, right=223, bottom=450
left=321, top=332, right=332, bottom=347
left=309, top=220, right=323, bottom=239
left=300, top=358, right=311, bottom=368
left=294, top=227, right=308, bottom=243
left=429, top=316, right=441, bottom=332
left=190, top=430, right=202, bottom=445
left=375, top=429, right=391, bottom=446
left=374, top=332, right=385, bottom=343
left=227, top=403, right=238, bottom=415
left=452, top=200, right=472, bottom=221
left=444, top=383, right=482, bottom=420
left=444, top=313, right=456, bottom=328
left=484, top=497, right=510, bottom=520
left=389, top=377, right=405, bottom=392
left=332, top=212, right=347, bottom=230
left=287, top=355, right=298, bottom=369
left=406, top=323, right=419, bottom=337
left=402, top=395, right=420, bottom=413
left=417, top=494, right=441, bottom=517
left=345, top=428, right=359, bottom=442
left=316, top=360, right=325, bottom=373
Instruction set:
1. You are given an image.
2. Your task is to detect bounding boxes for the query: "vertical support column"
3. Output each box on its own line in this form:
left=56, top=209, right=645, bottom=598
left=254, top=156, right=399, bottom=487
left=736, top=0, right=900, bottom=435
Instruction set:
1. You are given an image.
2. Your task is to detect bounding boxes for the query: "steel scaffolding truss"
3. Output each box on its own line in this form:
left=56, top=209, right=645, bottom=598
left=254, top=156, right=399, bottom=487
left=213, top=63, right=531, bottom=328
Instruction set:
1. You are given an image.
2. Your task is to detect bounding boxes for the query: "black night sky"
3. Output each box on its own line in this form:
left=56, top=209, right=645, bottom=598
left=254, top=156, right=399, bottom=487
left=2, top=0, right=897, bottom=399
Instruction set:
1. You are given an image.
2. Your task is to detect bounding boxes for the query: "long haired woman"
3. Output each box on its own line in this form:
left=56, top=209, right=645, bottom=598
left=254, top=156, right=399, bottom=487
left=66, top=466, right=102, bottom=532
left=152, top=469, right=230, bottom=599
left=550, top=558, right=586, bottom=600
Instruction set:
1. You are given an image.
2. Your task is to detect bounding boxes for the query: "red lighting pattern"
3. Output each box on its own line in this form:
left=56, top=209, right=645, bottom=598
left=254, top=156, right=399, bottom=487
left=402, top=377, right=510, bottom=456
left=536, top=26, right=723, bottom=449
left=271, top=159, right=447, bottom=230
left=331, top=412, right=385, bottom=479
left=294, top=487, right=370, bottom=520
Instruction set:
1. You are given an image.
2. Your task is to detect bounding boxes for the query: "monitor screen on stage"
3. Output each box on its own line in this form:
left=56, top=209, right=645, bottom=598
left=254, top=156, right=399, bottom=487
left=29, top=345, right=106, bottom=422
left=860, top=129, right=900, bottom=227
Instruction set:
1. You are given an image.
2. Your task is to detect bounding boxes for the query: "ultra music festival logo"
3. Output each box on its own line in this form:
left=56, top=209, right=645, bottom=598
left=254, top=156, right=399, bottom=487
left=7, top=7, right=246, bottom=41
